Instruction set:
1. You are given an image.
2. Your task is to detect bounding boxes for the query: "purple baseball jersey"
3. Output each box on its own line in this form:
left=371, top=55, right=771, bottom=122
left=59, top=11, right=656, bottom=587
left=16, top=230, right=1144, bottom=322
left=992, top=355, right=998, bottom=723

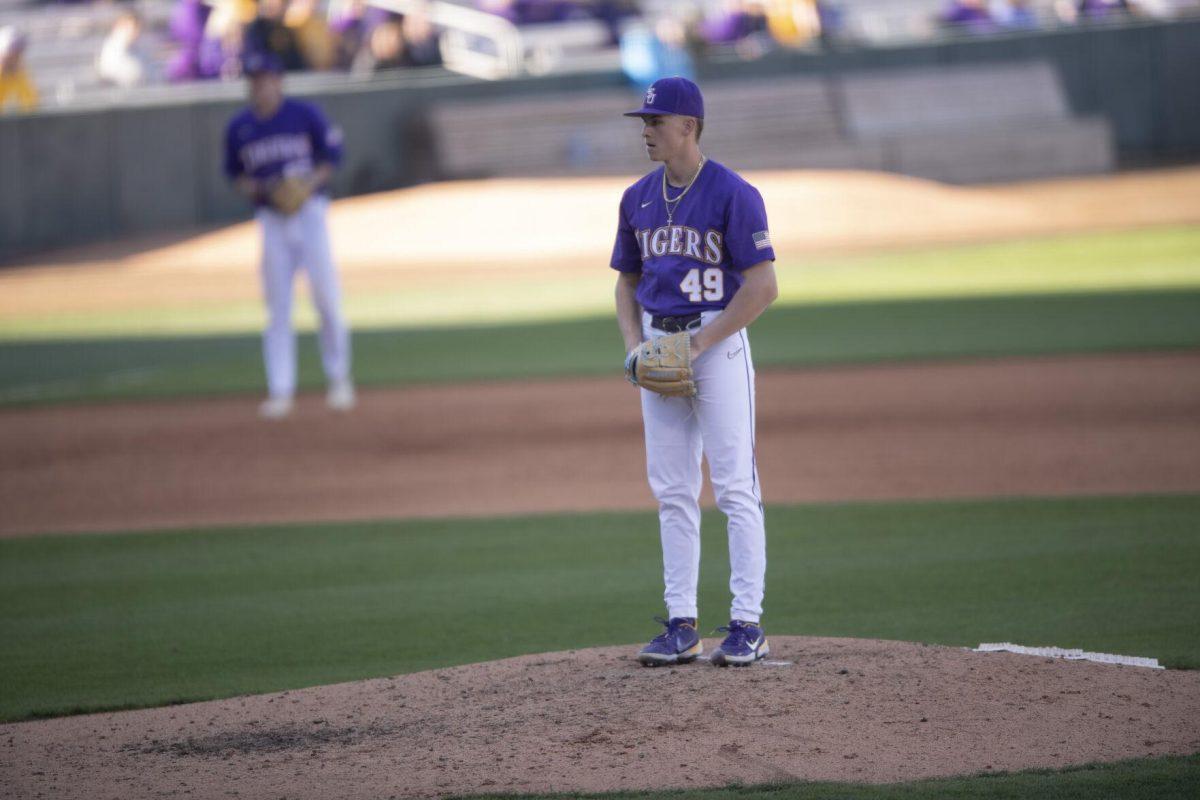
left=611, top=160, right=775, bottom=316
left=224, top=98, right=343, bottom=204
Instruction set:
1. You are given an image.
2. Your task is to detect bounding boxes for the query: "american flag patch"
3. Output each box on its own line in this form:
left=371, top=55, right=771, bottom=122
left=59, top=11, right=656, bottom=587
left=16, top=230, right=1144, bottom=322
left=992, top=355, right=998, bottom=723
left=752, top=230, right=772, bottom=250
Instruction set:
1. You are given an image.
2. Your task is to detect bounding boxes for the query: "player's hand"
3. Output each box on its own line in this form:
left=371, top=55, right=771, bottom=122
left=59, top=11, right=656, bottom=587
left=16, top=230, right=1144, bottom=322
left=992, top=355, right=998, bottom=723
left=624, top=348, right=640, bottom=386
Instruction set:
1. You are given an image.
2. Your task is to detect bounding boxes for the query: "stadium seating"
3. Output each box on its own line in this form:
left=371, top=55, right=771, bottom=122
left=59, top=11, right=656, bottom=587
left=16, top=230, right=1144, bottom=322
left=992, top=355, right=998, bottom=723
left=429, top=60, right=1113, bottom=183
left=5, top=0, right=175, bottom=104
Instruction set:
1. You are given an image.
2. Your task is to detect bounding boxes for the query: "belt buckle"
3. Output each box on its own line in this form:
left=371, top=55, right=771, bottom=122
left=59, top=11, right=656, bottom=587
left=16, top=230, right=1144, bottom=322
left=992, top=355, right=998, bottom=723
left=654, top=313, right=701, bottom=333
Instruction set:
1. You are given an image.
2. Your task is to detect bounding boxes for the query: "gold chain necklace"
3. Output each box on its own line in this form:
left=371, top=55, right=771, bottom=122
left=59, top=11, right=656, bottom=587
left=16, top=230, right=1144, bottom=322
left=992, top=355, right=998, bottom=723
left=662, top=155, right=705, bottom=228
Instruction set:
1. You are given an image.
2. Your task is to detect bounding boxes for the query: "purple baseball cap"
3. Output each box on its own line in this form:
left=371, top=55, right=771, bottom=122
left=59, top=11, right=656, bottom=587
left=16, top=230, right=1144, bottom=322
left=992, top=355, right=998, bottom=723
left=242, top=50, right=284, bottom=76
left=624, top=77, right=704, bottom=119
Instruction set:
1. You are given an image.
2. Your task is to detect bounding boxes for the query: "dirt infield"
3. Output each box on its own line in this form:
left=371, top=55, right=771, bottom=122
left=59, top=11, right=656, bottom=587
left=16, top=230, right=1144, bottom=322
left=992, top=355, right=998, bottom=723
left=3, top=353, right=1199, bottom=797
left=4, top=637, right=1199, bottom=798
left=2, top=350, right=1199, bottom=538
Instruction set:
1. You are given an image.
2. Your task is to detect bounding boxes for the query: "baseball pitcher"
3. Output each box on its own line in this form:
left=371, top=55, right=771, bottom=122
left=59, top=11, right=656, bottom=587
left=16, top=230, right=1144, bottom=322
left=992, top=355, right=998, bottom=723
left=613, top=77, right=779, bottom=667
left=223, top=51, right=355, bottom=419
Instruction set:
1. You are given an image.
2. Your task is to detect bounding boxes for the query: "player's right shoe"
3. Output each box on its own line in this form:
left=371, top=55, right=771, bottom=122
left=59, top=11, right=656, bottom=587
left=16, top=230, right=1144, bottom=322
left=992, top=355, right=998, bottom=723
left=326, top=379, right=356, bottom=412
left=637, top=616, right=702, bottom=666
left=710, top=619, right=769, bottom=667
left=258, top=395, right=294, bottom=420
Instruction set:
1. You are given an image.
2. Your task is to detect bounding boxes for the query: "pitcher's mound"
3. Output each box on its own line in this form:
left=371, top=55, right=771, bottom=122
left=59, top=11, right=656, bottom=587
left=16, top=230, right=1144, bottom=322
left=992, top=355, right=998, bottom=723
left=5, top=637, right=1199, bottom=799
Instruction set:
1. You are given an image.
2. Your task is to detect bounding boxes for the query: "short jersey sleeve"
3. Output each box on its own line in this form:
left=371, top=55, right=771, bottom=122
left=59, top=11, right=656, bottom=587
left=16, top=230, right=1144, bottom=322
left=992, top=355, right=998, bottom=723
left=610, top=187, right=642, bottom=273
left=724, top=183, right=775, bottom=270
left=223, top=117, right=244, bottom=180
left=308, top=103, right=344, bottom=166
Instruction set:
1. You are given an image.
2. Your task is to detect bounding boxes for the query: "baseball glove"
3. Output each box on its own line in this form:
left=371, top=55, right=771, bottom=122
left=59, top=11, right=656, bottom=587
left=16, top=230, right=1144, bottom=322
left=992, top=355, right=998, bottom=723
left=625, top=331, right=696, bottom=397
left=268, top=176, right=313, bottom=215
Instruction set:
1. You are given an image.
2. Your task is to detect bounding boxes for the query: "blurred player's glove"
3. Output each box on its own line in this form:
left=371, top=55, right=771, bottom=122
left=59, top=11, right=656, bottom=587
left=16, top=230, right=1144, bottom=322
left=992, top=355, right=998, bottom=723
left=625, top=331, right=696, bottom=397
left=268, top=176, right=314, bottom=215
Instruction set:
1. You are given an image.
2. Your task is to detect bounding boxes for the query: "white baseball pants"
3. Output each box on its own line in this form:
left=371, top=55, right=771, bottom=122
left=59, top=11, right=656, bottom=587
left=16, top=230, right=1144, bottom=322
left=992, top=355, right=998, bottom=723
left=640, top=310, right=766, bottom=624
left=256, top=196, right=351, bottom=400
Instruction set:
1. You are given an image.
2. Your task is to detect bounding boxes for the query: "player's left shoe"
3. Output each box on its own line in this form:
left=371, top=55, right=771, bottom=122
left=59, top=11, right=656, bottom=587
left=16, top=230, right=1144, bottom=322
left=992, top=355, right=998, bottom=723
left=327, top=379, right=356, bottom=412
left=710, top=620, right=768, bottom=667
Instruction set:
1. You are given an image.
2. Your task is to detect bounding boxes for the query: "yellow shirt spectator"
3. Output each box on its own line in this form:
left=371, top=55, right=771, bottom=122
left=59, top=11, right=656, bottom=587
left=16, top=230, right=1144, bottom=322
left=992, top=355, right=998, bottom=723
left=1, top=25, right=38, bottom=112
left=0, top=69, right=38, bottom=112
left=766, top=0, right=821, bottom=47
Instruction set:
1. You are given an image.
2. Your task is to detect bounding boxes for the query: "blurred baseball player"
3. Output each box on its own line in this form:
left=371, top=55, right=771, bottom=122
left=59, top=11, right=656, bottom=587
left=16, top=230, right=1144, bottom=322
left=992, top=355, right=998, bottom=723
left=613, top=77, right=778, bottom=667
left=224, top=51, right=354, bottom=419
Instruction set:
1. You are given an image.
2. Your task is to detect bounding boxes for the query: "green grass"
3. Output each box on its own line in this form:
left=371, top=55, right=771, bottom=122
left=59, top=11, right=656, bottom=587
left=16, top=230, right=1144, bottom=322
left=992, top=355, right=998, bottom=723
left=775, top=225, right=1200, bottom=305
left=4, top=225, right=1199, bottom=339
left=454, top=754, right=1200, bottom=799
left=2, top=495, right=1198, bottom=723
left=2, top=289, right=1199, bottom=406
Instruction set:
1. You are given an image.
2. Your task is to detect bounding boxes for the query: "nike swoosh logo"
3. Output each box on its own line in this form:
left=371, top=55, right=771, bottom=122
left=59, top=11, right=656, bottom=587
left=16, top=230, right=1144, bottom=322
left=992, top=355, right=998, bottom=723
left=641, top=200, right=653, bottom=208
left=727, top=347, right=744, bottom=359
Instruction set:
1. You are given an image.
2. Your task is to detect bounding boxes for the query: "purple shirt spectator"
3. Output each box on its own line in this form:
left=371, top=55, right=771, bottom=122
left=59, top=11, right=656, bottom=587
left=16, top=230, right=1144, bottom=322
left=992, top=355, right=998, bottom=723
left=166, top=0, right=212, bottom=81
left=939, top=0, right=998, bottom=33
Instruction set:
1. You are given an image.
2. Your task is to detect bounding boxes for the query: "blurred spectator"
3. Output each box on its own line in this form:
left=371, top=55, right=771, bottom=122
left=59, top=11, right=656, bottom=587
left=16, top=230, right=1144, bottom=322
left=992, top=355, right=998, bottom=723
left=204, top=0, right=253, bottom=79
left=0, top=26, right=38, bottom=113
left=765, top=0, right=823, bottom=47
left=167, top=0, right=213, bottom=81
left=700, top=0, right=770, bottom=46
left=1077, top=0, right=1132, bottom=18
left=993, top=0, right=1039, bottom=27
left=286, top=0, right=338, bottom=70
left=477, top=0, right=587, bottom=25
left=619, top=12, right=696, bottom=89
left=400, top=1, right=442, bottom=67
left=353, top=17, right=406, bottom=73
left=592, top=0, right=641, bottom=46
left=97, top=10, right=158, bottom=88
left=331, top=0, right=380, bottom=69
left=245, top=0, right=306, bottom=71
left=938, top=0, right=998, bottom=33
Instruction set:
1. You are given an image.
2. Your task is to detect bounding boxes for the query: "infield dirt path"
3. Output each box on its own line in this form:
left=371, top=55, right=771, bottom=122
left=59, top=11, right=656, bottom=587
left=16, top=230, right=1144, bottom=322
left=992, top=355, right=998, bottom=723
left=2, top=350, right=1199, bottom=537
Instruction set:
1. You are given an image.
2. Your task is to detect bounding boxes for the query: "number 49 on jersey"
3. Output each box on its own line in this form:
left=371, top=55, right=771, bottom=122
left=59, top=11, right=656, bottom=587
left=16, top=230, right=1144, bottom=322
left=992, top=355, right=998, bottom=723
left=680, top=267, right=724, bottom=302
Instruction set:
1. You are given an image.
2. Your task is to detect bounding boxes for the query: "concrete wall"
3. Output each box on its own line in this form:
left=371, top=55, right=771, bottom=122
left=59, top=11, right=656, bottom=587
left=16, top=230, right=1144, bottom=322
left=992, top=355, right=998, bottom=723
left=1, top=18, right=1197, bottom=261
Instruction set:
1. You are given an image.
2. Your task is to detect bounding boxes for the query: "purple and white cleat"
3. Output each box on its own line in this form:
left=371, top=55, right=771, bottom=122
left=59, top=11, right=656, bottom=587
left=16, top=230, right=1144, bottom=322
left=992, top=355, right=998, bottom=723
left=710, top=619, right=769, bottom=667
left=637, top=617, right=702, bottom=666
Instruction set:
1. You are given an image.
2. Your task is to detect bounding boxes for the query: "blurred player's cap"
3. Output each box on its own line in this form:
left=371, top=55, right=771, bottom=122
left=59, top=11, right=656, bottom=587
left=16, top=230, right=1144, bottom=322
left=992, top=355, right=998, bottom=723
left=242, top=50, right=284, bottom=76
left=624, top=77, right=704, bottom=119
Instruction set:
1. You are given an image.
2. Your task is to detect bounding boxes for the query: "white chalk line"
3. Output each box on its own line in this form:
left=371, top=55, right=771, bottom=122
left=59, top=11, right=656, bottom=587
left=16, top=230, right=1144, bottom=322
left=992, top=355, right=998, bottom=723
left=695, top=654, right=794, bottom=667
left=974, top=642, right=1164, bottom=670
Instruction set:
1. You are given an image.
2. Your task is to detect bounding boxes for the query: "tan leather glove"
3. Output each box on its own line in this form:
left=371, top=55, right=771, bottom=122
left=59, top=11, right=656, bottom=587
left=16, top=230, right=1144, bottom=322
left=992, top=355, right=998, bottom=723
left=624, top=331, right=696, bottom=397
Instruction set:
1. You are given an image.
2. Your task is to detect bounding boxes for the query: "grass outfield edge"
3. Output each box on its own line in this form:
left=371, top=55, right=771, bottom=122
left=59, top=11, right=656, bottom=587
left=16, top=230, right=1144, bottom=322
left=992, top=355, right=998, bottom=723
left=444, top=754, right=1200, bottom=799
left=3, top=495, right=1198, bottom=721
left=2, top=288, right=1199, bottom=408
left=6, top=490, right=1200, bottom=543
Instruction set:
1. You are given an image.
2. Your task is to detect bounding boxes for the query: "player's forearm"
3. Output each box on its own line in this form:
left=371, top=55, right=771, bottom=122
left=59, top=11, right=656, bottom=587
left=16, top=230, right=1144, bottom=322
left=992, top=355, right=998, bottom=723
left=691, top=261, right=778, bottom=357
left=615, top=273, right=644, bottom=353
left=234, top=176, right=260, bottom=201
